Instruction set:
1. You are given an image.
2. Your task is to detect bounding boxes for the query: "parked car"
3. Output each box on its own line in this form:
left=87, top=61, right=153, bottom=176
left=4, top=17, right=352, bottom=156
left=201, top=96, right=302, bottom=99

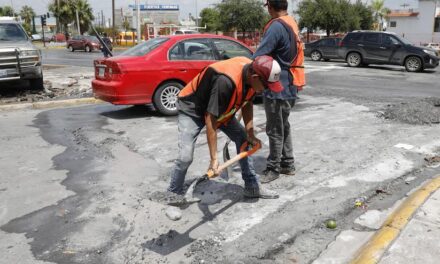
left=0, top=19, right=43, bottom=89
left=426, top=43, right=440, bottom=53
left=338, top=31, right=439, bottom=72
left=92, top=34, right=253, bottom=115
left=67, top=35, right=101, bottom=52
left=304, top=37, right=341, bottom=61
left=172, top=29, right=198, bottom=35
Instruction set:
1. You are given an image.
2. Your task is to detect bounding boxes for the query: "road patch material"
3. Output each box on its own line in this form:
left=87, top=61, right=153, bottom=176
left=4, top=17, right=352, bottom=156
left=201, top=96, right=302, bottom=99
left=0, top=98, right=103, bottom=111
left=351, top=175, right=440, bottom=264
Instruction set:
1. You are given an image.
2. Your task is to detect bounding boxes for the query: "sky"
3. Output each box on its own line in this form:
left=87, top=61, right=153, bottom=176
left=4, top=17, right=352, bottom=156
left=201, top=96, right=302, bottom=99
left=0, top=0, right=421, bottom=23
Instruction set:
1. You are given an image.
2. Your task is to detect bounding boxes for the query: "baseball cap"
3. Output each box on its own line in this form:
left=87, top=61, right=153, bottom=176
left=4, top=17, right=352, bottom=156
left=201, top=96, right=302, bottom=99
left=264, top=0, right=288, bottom=7
left=252, top=55, right=284, bottom=93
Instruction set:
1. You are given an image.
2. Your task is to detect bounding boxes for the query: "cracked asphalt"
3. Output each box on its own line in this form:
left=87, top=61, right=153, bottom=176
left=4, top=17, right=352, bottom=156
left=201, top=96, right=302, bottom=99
left=0, top=60, right=439, bottom=264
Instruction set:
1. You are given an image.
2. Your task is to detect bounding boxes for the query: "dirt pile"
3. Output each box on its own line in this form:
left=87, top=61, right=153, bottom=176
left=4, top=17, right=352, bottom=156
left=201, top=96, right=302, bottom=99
left=380, top=98, right=440, bottom=125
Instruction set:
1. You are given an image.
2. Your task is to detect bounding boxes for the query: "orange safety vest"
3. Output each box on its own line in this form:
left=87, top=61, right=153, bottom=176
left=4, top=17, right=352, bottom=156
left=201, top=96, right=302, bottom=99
left=263, top=15, right=306, bottom=90
left=179, top=57, right=255, bottom=126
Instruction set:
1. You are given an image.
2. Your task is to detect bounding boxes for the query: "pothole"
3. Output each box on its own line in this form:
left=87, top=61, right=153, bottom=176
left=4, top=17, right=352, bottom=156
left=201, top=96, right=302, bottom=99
left=379, top=98, right=440, bottom=125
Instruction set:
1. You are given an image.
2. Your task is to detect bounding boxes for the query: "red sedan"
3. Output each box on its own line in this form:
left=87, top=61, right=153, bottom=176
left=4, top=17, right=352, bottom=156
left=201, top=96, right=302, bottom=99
left=92, top=34, right=253, bottom=115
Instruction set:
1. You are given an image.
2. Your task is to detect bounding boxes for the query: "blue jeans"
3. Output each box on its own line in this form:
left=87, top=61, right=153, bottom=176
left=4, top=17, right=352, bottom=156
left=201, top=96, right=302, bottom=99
left=168, top=113, right=259, bottom=194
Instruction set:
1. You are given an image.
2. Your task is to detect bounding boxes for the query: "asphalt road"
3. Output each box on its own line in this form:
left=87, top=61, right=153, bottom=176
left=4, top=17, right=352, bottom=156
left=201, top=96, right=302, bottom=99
left=0, top=59, right=440, bottom=264
left=41, top=48, right=123, bottom=67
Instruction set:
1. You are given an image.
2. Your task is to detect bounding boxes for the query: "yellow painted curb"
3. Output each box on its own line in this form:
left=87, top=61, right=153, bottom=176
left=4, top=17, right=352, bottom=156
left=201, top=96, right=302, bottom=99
left=351, top=175, right=440, bottom=264
left=0, top=98, right=103, bottom=111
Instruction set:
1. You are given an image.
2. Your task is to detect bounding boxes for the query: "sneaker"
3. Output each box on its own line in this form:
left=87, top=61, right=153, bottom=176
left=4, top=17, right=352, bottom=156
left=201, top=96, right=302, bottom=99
left=280, top=165, right=296, bottom=175
left=243, top=185, right=279, bottom=199
left=260, top=168, right=280, bottom=183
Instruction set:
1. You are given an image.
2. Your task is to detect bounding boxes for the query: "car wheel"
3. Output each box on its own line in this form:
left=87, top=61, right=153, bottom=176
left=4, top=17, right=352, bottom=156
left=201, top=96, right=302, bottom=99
left=311, top=50, right=322, bottom=61
left=153, top=82, right=183, bottom=116
left=29, top=77, right=44, bottom=90
left=347, top=52, right=362, bottom=67
left=405, top=56, right=422, bottom=72
left=85, top=45, right=91, bottom=52
left=69, top=45, right=74, bottom=52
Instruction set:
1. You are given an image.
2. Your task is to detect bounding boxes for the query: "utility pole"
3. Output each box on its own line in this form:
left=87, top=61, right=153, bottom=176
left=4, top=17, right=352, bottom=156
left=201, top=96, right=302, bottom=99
left=76, top=9, right=81, bottom=35
left=112, top=0, right=115, bottom=29
left=56, top=0, right=60, bottom=33
left=101, top=10, right=104, bottom=27
left=136, top=0, right=141, bottom=43
left=195, top=0, right=198, bottom=27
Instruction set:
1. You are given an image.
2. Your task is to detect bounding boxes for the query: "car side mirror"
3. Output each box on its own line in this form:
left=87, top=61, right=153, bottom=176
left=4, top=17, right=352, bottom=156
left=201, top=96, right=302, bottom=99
left=393, top=43, right=402, bottom=48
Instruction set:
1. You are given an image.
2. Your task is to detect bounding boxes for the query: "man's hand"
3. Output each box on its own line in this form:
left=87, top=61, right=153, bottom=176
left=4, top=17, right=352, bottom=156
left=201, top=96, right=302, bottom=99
left=208, top=159, right=220, bottom=177
left=247, top=133, right=261, bottom=148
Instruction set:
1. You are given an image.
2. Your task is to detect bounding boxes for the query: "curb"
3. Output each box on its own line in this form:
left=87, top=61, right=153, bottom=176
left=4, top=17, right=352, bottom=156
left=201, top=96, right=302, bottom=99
left=350, top=175, right=440, bottom=264
left=0, top=98, right=103, bottom=112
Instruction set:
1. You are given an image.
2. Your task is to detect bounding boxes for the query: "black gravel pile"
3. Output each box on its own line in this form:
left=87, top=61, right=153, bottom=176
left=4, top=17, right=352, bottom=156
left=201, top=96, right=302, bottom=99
left=380, top=98, right=440, bottom=125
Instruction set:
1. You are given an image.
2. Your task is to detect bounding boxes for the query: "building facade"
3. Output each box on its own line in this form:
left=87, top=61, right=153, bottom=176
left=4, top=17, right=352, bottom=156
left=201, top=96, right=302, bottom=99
left=387, top=0, right=440, bottom=45
left=114, top=4, right=179, bottom=31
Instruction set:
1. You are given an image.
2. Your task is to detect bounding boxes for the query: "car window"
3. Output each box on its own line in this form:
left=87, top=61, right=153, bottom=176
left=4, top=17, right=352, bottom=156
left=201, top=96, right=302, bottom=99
left=363, top=33, right=381, bottom=44
left=0, top=24, right=28, bottom=41
left=212, top=39, right=252, bottom=59
left=174, top=31, right=183, bottom=35
left=345, top=33, right=362, bottom=42
left=169, top=39, right=215, bottom=61
left=382, top=35, right=400, bottom=46
left=120, top=37, right=169, bottom=56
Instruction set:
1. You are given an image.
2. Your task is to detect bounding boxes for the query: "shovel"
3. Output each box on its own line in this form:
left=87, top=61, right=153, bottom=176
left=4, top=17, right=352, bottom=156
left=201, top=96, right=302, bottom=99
left=183, top=141, right=261, bottom=204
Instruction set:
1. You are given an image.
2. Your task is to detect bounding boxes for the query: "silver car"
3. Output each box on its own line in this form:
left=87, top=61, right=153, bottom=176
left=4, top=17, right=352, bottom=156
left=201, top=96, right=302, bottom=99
left=0, top=19, right=43, bottom=89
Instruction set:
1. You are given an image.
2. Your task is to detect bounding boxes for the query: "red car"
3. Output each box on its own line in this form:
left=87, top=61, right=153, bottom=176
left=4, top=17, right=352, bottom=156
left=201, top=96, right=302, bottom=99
left=67, top=35, right=101, bottom=52
left=92, top=34, right=253, bottom=115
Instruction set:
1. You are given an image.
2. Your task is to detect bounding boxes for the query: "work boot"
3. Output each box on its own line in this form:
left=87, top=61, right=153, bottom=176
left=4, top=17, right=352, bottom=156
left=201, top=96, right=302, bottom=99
left=280, top=165, right=296, bottom=175
left=260, top=168, right=280, bottom=183
left=243, top=185, right=279, bottom=199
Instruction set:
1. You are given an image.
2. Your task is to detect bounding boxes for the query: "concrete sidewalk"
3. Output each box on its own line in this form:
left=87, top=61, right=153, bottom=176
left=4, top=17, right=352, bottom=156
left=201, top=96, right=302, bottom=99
left=313, top=175, right=440, bottom=264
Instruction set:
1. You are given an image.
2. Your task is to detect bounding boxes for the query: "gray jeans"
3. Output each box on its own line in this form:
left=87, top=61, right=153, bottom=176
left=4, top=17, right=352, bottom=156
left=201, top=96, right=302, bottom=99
left=168, top=113, right=259, bottom=194
left=263, top=97, right=295, bottom=171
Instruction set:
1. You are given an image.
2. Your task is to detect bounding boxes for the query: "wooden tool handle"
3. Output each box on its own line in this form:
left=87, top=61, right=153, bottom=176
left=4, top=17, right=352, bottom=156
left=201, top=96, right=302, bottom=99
left=207, top=141, right=261, bottom=178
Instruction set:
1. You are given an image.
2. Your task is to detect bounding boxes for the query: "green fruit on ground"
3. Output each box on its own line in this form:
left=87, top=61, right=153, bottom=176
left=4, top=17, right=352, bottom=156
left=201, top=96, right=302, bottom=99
left=326, top=219, right=337, bottom=229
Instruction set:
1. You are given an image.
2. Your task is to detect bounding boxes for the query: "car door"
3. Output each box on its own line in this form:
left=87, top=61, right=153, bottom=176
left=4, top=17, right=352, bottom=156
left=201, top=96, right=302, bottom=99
left=381, top=34, right=405, bottom=64
left=210, top=38, right=253, bottom=60
left=362, top=33, right=384, bottom=62
left=168, top=38, right=216, bottom=83
left=320, top=39, right=337, bottom=58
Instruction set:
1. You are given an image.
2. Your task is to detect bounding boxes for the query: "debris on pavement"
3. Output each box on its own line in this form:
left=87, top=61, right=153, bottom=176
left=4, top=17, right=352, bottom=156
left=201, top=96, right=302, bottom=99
left=165, top=206, right=182, bottom=221
left=379, top=97, right=440, bottom=125
left=424, top=155, right=440, bottom=167
left=325, top=219, right=337, bottom=229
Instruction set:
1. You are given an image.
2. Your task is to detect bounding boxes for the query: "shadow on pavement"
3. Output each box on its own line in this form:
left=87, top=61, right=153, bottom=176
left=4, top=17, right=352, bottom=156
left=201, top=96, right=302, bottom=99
left=143, top=181, right=256, bottom=256
left=100, top=105, right=164, bottom=119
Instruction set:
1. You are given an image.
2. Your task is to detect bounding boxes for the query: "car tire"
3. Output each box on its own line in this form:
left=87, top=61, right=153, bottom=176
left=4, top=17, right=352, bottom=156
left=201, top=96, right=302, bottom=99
left=29, top=77, right=44, bottom=90
left=85, top=45, right=92, bottom=52
left=311, top=50, right=322, bottom=61
left=69, top=45, right=74, bottom=52
left=405, top=56, right=422, bottom=72
left=347, top=52, right=362, bottom=67
left=153, top=81, right=183, bottom=116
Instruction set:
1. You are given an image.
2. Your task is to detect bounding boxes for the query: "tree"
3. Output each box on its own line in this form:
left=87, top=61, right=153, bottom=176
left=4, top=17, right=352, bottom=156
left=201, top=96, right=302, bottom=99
left=371, top=0, right=389, bottom=31
left=297, top=0, right=374, bottom=36
left=0, top=6, right=15, bottom=16
left=49, top=0, right=94, bottom=35
left=217, top=0, right=269, bottom=33
left=19, top=5, right=35, bottom=25
left=200, top=8, right=221, bottom=33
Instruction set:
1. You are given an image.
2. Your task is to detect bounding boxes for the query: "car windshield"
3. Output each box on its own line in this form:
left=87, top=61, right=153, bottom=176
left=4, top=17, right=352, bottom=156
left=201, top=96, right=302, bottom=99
left=0, top=23, right=28, bottom=41
left=119, top=37, right=169, bottom=56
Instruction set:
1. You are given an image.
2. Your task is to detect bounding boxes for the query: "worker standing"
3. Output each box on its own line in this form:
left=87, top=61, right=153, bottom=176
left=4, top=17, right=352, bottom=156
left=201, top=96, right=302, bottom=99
left=166, top=56, right=283, bottom=203
left=253, top=0, right=306, bottom=183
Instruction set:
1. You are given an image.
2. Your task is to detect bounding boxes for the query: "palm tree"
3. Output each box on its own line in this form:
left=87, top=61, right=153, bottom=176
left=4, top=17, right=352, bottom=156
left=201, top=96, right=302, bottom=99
left=49, top=0, right=94, bottom=35
left=75, top=0, right=95, bottom=34
left=371, top=0, right=388, bottom=31
left=19, top=5, right=36, bottom=25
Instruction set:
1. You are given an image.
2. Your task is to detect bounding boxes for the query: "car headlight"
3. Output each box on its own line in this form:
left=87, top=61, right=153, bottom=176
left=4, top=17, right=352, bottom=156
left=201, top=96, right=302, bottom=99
left=423, top=49, right=437, bottom=57
left=20, top=49, right=40, bottom=57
